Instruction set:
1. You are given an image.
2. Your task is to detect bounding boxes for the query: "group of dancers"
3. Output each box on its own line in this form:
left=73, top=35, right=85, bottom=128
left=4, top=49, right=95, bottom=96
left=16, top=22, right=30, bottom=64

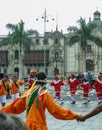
left=0, top=73, right=25, bottom=106
left=26, top=71, right=102, bottom=105
left=0, top=71, right=102, bottom=130
left=48, top=72, right=102, bottom=105
left=0, top=71, right=102, bottom=107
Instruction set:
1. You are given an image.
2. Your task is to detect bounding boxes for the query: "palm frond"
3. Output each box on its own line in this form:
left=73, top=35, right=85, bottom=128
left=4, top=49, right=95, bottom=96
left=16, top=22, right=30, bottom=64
left=0, top=36, right=11, bottom=46
left=67, top=17, right=99, bottom=50
left=6, top=24, right=16, bottom=32
left=68, top=35, right=80, bottom=46
left=88, top=22, right=97, bottom=30
left=26, top=30, right=39, bottom=36
left=89, top=35, right=102, bottom=47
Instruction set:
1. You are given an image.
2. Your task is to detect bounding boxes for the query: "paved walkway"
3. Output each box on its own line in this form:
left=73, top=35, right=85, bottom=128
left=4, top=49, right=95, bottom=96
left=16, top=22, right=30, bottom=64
left=46, top=100, right=102, bottom=130
left=1, top=88, right=102, bottom=130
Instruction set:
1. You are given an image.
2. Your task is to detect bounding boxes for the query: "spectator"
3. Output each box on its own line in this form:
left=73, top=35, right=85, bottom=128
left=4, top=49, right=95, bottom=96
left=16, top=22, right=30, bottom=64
left=86, top=72, right=93, bottom=86
left=10, top=114, right=28, bottom=130
left=77, top=73, right=83, bottom=83
left=0, top=111, right=28, bottom=130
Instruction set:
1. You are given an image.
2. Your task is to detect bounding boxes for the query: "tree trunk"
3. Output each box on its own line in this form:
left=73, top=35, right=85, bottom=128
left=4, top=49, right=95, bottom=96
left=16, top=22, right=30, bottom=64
left=19, top=42, right=23, bottom=80
left=82, top=50, right=86, bottom=72
left=19, top=52, right=22, bottom=80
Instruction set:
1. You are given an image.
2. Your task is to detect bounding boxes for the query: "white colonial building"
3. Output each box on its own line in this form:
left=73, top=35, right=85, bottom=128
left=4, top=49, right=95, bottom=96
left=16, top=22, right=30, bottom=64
left=0, top=10, right=102, bottom=78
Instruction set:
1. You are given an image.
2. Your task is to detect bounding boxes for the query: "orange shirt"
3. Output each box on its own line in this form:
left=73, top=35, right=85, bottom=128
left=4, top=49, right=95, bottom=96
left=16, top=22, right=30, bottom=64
left=1, top=87, right=79, bottom=130
left=9, top=80, right=24, bottom=94
left=0, top=80, right=9, bottom=95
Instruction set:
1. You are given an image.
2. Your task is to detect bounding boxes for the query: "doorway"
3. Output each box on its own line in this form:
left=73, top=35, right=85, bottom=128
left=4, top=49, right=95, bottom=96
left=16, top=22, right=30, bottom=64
left=86, top=59, right=94, bottom=71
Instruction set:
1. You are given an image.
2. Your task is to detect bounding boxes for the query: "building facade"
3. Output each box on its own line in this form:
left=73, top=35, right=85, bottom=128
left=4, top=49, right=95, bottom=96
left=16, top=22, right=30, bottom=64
left=64, top=10, right=102, bottom=76
left=0, top=10, right=102, bottom=78
left=0, top=29, right=65, bottom=78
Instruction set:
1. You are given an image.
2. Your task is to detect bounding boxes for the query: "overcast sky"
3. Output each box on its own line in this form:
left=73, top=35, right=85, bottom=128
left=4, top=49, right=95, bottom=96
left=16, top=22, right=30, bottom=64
left=0, top=0, right=102, bottom=35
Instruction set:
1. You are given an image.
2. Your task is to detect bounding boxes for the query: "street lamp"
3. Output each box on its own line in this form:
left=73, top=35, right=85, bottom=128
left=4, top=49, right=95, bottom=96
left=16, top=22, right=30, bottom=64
left=0, top=59, right=4, bottom=73
left=95, top=52, right=102, bottom=71
left=75, top=53, right=81, bottom=72
left=36, top=8, right=54, bottom=73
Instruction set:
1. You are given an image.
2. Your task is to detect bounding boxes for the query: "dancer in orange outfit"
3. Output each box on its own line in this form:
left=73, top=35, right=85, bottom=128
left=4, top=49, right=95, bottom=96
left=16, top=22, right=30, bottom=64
left=9, top=75, right=24, bottom=100
left=0, top=75, right=9, bottom=106
left=0, top=72, right=82, bottom=130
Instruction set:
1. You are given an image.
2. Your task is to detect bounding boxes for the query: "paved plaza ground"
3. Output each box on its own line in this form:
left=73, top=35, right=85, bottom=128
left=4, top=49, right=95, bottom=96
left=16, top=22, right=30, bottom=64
left=1, top=88, right=102, bottom=130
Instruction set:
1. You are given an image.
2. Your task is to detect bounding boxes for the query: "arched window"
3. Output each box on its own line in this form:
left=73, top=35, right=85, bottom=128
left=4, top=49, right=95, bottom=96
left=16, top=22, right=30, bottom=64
left=14, top=67, right=19, bottom=73
left=15, top=50, right=19, bottom=60
left=43, top=39, right=48, bottom=45
left=55, top=52, right=59, bottom=58
left=87, top=45, right=92, bottom=53
left=55, top=38, right=58, bottom=44
left=36, top=39, right=40, bottom=44
left=86, top=59, right=94, bottom=71
left=27, top=68, right=30, bottom=74
left=4, top=68, right=7, bottom=73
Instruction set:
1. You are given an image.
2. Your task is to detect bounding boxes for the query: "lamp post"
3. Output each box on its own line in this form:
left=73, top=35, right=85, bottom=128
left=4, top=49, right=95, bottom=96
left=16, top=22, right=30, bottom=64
left=95, top=52, right=102, bottom=71
left=0, top=59, right=4, bottom=73
left=0, top=60, right=1, bottom=73
left=75, top=53, right=81, bottom=72
left=36, top=8, right=54, bottom=73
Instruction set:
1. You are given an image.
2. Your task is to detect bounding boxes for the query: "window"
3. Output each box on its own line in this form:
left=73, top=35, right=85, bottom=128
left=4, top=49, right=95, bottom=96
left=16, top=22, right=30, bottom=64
left=0, top=51, right=8, bottom=66
left=14, top=68, right=19, bottom=73
left=43, top=39, right=48, bottom=45
left=86, top=59, right=94, bottom=71
left=55, top=52, right=59, bottom=58
left=36, top=39, right=39, bottom=44
left=4, top=68, right=7, bottom=73
left=27, top=68, right=30, bottom=74
left=87, top=45, right=92, bottom=53
left=15, top=50, right=19, bottom=60
left=55, top=38, right=58, bottom=44
left=24, top=50, right=49, bottom=66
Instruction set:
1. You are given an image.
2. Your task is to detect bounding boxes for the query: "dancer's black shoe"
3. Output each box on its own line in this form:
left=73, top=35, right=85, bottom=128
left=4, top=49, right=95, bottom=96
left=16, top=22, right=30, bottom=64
left=98, top=101, right=102, bottom=105
left=71, top=101, right=75, bottom=104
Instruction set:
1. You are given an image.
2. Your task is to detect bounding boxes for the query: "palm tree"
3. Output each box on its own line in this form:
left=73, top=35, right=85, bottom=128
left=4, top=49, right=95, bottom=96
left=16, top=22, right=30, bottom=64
left=67, top=17, right=102, bottom=72
left=67, top=26, right=78, bottom=33
left=0, top=20, right=39, bottom=80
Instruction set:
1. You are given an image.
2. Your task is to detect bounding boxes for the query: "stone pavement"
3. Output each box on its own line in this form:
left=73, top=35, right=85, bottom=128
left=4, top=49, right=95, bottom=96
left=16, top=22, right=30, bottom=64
left=46, top=101, right=102, bottom=130
left=1, top=89, right=102, bottom=130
